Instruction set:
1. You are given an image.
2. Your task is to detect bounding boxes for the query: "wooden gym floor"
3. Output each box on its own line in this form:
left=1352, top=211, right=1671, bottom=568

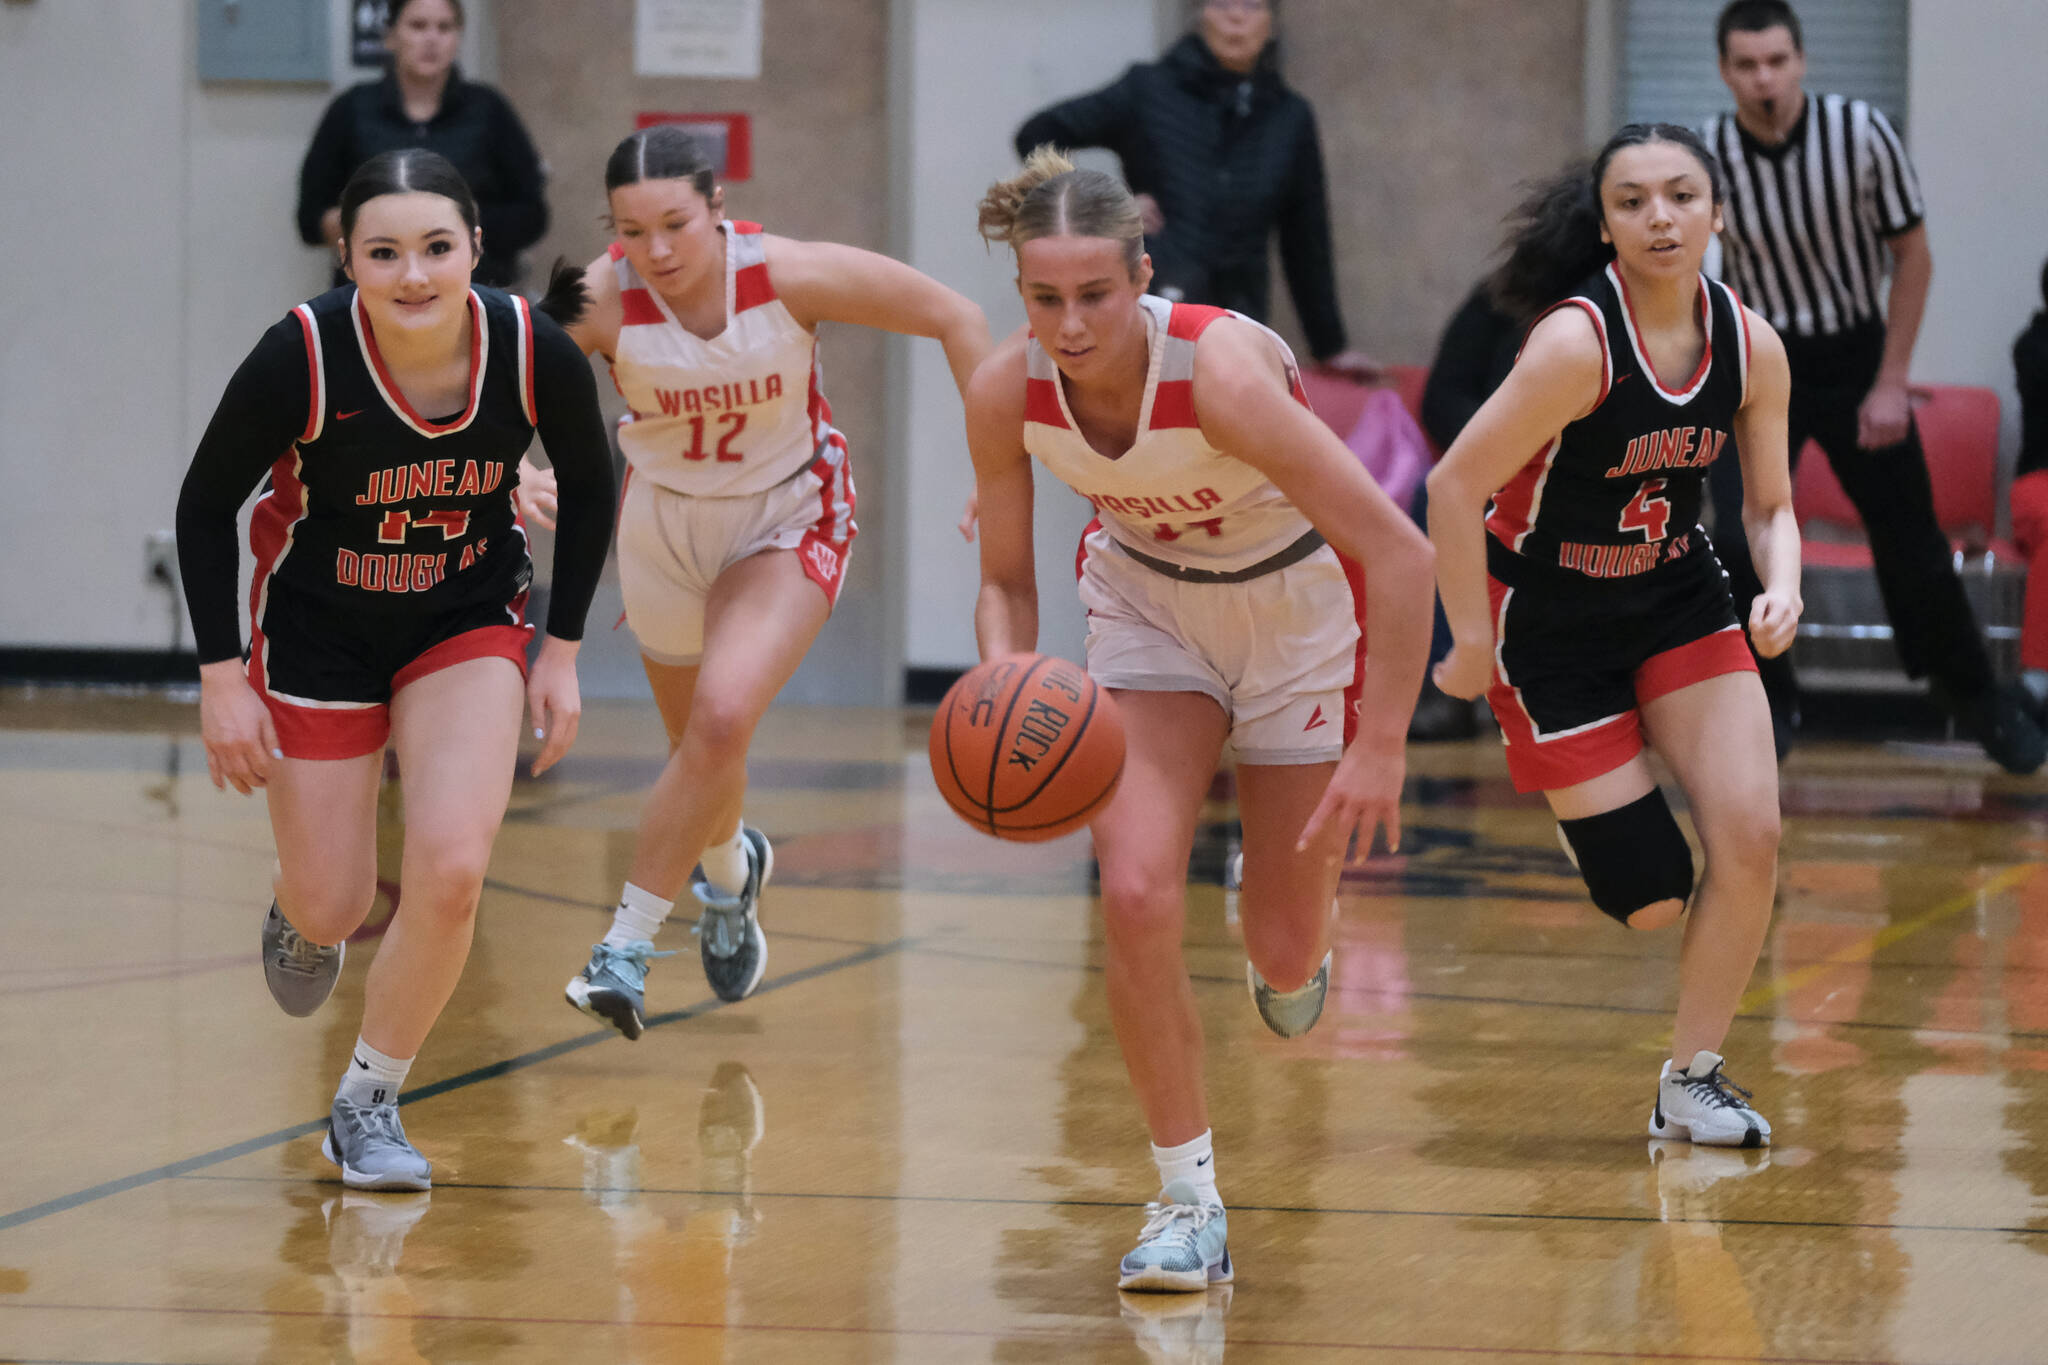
left=3, top=690, right=2047, bottom=1363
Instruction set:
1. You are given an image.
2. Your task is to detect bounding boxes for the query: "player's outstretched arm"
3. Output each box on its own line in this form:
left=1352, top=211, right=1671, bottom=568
left=1425, top=306, right=1605, bottom=700
left=1193, top=320, right=1434, bottom=862
left=965, top=335, right=1038, bottom=662
left=768, top=238, right=992, bottom=398
left=1733, top=310, right=1802, bottom=658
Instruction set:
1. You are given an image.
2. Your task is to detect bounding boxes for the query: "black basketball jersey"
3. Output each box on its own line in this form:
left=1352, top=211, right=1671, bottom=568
left=1486, top=265, right=1749, bottom=580
left=250, top=285, right=540, bottom=620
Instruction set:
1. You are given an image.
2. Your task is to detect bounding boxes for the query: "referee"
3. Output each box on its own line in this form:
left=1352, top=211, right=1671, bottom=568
left=1702, top=0, right=2044, bottom=773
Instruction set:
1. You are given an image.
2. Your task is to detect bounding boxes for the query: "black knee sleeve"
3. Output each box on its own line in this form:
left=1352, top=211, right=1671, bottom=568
left=1557, top=789, right=1695, bottom=926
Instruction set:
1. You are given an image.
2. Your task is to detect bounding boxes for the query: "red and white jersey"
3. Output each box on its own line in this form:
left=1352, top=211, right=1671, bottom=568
left=1023, top=294, right=1313, bottom=572
left=609, top=220, right=847, bottom=498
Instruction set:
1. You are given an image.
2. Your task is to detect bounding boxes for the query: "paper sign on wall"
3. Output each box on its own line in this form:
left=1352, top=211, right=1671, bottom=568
left=635, top=0, right=763, bottom=79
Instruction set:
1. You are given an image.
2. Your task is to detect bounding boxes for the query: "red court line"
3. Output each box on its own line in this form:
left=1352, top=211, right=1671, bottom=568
left=0, top=1301, right=1914, bottom=1363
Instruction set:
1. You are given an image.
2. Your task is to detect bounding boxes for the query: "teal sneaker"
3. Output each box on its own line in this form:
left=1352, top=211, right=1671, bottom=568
left=565, top=940, right=676, bottom=1040
left=322, top=1098, right=432, bottom=1192
left=1246, top=950, right=1332, bottom=1039
left=1117, top=1180, right=1232, bottom=1292
left=692, top=826, right=773, bottom=1003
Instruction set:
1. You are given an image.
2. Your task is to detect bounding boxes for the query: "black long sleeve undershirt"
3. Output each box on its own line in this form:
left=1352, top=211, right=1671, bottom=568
left=176, top=308, right=614, bottom=665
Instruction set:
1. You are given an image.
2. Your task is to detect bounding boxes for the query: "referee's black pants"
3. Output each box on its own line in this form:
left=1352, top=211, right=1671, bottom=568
left=1708, top=320, right=1995, bottom=712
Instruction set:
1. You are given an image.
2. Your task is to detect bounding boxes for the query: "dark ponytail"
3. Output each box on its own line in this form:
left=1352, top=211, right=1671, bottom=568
left=604, top=125, right=718, bottom=200
left=537, top=258, right=591, bottom=328
left=338, top=148, right=480, bottom=245
left=1489, top=122, right=1725, bottom=321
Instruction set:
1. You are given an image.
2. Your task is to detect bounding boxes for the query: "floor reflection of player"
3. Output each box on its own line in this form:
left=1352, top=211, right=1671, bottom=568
left=564, top=1063, right=765, bottom=1358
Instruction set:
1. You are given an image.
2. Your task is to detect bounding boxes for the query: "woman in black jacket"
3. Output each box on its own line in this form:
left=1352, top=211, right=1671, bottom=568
left=1013, top=0, right=1375, bottom=378
left=297, top=0, right=546, bottom=288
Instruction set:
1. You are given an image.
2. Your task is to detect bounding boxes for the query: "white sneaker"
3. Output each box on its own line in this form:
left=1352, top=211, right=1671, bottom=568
left=1117, top=1181, right=1232, bottom=1292
left=1648, top=1050, right=1771, bottom=1147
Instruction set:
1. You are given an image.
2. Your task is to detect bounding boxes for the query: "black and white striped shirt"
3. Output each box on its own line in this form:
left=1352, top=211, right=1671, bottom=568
left=1703, top=93, right=1925, bottom=339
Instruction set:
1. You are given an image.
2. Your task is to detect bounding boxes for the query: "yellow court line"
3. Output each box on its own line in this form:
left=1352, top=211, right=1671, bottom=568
left=1736, top=861, right=2043, bottom=1016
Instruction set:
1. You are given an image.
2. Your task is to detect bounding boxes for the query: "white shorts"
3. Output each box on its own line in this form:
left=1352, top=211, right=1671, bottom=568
left=618, top=460, right=857, bottom=666
left=1077, top=526, right=1363, bottom=764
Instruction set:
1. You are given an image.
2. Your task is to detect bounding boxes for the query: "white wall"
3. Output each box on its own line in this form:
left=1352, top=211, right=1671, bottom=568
left=895, top=0, right=1162, bottom=671
left=0, top=0, right=492, bottom=653
left=1905, top=0, right=2048, bottom=462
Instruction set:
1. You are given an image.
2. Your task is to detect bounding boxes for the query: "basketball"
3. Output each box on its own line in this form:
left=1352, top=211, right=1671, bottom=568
left=928, top=653, right=1125, bottom=841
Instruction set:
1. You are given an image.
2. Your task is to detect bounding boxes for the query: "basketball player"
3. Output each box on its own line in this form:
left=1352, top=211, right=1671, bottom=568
left=550, top=126, right=991, bottom=1034
left=176, top=149, right=616, bottom=1189
left=969, top=148, right=1435, bottom=1291
left=1427, top=125, right=1799, bottom=1147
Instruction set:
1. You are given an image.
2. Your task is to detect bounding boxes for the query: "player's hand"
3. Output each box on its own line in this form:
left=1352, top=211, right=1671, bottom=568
left=199, top=659, right=280, bottom=795
left=958, top=490, right=980, bottom=543
left=513, top=456, right=560, bottom=530
left=1857, top=378, right=1912, bottom=450
left=1432, top=639, right=1494, bottom=701
left=527, top=636, right=582, bottom=776
left=1134, top=192, right=1165, bottom=236
left=1748, top=588, right=1802, bottom=659
left=1298, top=737, right=1405, bottom=864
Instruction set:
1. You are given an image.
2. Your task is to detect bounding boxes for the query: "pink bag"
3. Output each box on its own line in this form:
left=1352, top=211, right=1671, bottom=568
left=1346, top=386, right=1432, bottom=509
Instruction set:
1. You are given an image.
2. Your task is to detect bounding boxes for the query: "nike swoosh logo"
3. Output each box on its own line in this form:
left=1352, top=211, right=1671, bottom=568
left=1196, top=1154, right=1211, bottom=1166
left=354, top=1056, right=370, bottom=1070
left=336, top=409, right=364, bottom=420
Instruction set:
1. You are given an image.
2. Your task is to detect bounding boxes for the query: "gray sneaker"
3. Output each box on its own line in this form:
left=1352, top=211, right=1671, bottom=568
left=263, top=901, right=344, bottom=1018
left=692, top=826, right=773, bottom=1003
left=322, top=1097, right=432, bottom=1191
left=565, top=940, right=676, bottom=1040
left=1246, top=950, right=1332, bottom=1038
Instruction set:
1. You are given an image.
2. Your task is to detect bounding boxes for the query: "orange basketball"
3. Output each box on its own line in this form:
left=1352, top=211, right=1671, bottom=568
left=928, top=653, right=1124, bottom=841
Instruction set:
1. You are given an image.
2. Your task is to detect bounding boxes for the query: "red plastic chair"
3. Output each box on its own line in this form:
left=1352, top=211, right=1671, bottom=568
left=1792, top=384, right=2010, bottom=566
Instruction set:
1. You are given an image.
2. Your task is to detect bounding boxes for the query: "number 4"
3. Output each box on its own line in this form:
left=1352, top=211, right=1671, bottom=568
left=1619, top=479, right=1671, bottom=541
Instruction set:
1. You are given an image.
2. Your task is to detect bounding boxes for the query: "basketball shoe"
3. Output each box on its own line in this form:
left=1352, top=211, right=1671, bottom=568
left=1117, top=1180, right=1232, bottom=1292
left=1648, top=1050, right=1771, bottom=1147
left=323, top=1097, right=432, bottom=1191
left=1119, top=1284, right=1232, bottom=1365
left=693, top=826, right=773, bottom=1002
left=263, top=901, right=344, bottom=1017
left=1246, top=950, right=1332, bottom=1038
left=566, top=941, right=676, bottom=1040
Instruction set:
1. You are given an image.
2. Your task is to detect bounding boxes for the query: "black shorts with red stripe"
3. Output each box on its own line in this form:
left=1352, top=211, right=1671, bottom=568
left=249, top=582, right=533, bottom=760
left=1484, top=535, right=1756, bottom=793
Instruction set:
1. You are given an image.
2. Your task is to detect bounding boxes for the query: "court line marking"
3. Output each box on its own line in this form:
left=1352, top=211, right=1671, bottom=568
left=0, top=1299, right=1917, bottom=1363
left=1737, top=863, right=2042, bottom=1016
left=0, top=938, right=906, bottom=1236
left=168, top=1172, right=2048, bottom=1240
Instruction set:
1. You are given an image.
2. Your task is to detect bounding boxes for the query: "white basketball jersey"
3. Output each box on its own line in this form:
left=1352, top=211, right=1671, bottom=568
left=1023, top=294, right=1313, bottom=572
left=609, top=220, right=848, bottom=497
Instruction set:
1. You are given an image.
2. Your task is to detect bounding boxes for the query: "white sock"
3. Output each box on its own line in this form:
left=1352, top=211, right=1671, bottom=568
left=337, top=1037, right=414, bottom=1108
left=1151, top=1130, right=1220, bottom=1208
left=698, top=825, right=749, bottom=897
left=603, top=881, right=674, bottom=949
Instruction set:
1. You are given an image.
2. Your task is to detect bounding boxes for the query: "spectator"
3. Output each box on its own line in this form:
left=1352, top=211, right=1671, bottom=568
left=297, top=0, right=546, bottom=289
left=2010, top=258, right=2048, bottom=718
left=1012, top=0, right=1377, bottom=378
left=1700, top=0, right=2043, bottom=771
